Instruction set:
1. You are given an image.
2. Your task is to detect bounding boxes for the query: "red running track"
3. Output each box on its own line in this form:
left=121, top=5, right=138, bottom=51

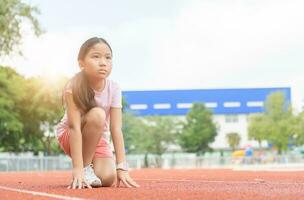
left=0, top=169, right=304, bottom=200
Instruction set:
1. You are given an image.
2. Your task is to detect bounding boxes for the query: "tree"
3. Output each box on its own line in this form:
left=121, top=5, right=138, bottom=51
left=0, top=0, right=43, bottom=56
left=19, top=76, right=66, bottom=154
left=248, top=114, right=268, bottom=149
left=294, top=111, right=304, bottom=146
left=265, top=92, right=296, bottom=153
left=0, top=66, right=66, bottom=154
left=226, top=132, right=241, bottom=151
left=248, top=92, right=296, bottom=154
left=122, top=111, right=146, bottom=153
left=122, top=113, right=178, bottom=167
left=143, top=116, right=177, bottom=154
left=178, top=103, right=217, bottom=155
left=0, top=66, right=25, bottom=151
left=141, top=116, right=177, bottom=167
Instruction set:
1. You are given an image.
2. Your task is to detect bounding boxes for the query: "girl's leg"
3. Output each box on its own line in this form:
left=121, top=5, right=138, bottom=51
left=93, top=158, right=116, bottom=187
left=81, top=107, right=105, bottom=166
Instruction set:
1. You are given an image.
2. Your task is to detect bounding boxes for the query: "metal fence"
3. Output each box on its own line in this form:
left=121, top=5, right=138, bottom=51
left=1, top=153, right=304, bottom=172
left=0, top=156, right=72, bottom=172
left=128, top=154, right=304, bottom=169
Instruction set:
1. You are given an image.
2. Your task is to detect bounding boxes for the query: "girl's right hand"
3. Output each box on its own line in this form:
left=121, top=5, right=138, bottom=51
left=68, top=167, right=92, bottom=189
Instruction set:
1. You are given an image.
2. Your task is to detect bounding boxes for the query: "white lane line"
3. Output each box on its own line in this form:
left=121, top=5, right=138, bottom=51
left=0, top=185, right=88, bottom=200
left=135, top=178, right=304, bottom=185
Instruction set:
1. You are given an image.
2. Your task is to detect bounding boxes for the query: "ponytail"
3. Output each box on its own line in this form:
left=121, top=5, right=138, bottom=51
left=71, top=71, right=97, bottom=113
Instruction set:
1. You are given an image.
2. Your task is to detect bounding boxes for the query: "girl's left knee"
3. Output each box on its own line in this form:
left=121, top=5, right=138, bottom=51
left=100, top=172, right=116, bottom=187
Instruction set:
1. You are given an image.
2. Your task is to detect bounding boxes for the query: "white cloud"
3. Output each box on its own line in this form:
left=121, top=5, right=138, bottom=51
left=152, top=0, right=304, bottom=87
left=2, top=0, right=304, bottom=111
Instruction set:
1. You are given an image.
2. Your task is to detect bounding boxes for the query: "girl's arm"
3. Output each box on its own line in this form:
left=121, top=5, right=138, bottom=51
left=65, top=92, right=90, bottom=189
left=65, top=92, right=83, bottom=169
left=110, top=107, right=126, bottom=164
left=110, top=107, right=139, bottom=188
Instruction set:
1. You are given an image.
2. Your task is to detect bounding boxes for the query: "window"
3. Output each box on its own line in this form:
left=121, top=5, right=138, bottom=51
left=153, top=103, right=171, bottom=109
left=225, top=115, right=239, bottom=123
left=130, top=104, right=148, bottom=110
left=247, top=101, right=264, bottom=107
left=223, top=102, right=241, bottom=108
left=177, top=103, right=193, bottom=109
left=205, top=102, right=218, bottom=108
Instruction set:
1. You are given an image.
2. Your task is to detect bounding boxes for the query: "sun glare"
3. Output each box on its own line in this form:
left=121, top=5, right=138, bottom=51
left=41, top=71, right=64, bottom=88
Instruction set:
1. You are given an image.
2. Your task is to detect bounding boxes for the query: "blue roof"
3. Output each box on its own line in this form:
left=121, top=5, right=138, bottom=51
left=122, top=87, right=291, bottom=116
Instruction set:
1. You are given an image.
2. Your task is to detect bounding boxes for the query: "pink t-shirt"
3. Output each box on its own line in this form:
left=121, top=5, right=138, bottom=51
left=56, top=78, right=122, bottom=138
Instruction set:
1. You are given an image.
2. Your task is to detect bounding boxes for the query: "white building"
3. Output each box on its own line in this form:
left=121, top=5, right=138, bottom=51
left=122, top=87, right=291, bottom=149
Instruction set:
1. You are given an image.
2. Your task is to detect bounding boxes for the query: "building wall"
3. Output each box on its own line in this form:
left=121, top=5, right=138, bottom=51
left=212, top=114, right=253, bottom=149
left=122, top=87, right=291, bottom=150
left=122, top=87, right=291, bottom=116
left=175, top=114, right=263, bottom=149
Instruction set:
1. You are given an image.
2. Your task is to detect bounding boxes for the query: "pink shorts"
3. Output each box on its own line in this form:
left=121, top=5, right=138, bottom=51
left=57, top=129, right=113, bottom=158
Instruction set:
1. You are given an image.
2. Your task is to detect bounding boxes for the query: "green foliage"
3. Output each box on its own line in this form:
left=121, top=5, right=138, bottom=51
left=226, top=132, right=241, bottom=151
left=123, top=114, right=177, bottom=154
left=294, top=111, right=304, bottom=146
left=0, top=66, right=67, bottom=154
left=0, top=66, right=25, bottom=151
left=0, top=0, right=43, bottom=56
left=19, top=76, right=66, bottom=154
left=141, top=116, right=178, bottom=156
left=178, top=103, right=217, bottom=154
left=122, top=111, right=146, bottom=153
left=248, top=114, right=268, bottom=147
left=264, top=92, right=296, bottom=153
left=248, top=92, right=296, bottom=153
left=122, top=113, right=178, bottom=167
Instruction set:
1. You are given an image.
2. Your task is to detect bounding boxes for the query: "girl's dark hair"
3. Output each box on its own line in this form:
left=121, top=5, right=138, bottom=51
left=64, top=37, right=113, bottom=114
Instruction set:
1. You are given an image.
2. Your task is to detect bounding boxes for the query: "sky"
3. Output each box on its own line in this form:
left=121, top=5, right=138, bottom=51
left=2, top=0, right=304, bottom=112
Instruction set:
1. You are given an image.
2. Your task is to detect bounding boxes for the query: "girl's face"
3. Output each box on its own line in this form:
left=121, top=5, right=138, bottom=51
left=79, top=42, right=113, bottom=80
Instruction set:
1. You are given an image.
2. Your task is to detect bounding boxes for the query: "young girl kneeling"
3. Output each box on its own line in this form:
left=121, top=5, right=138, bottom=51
left=56, top=37, right=139, bottom=189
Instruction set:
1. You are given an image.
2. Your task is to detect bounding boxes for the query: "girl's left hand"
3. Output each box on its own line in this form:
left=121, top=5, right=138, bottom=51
left=116, top=170, right=140, bottom=188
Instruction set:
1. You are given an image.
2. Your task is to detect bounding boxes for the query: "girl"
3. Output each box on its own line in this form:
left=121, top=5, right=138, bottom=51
left=56, top=37, right=139, bottom=189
